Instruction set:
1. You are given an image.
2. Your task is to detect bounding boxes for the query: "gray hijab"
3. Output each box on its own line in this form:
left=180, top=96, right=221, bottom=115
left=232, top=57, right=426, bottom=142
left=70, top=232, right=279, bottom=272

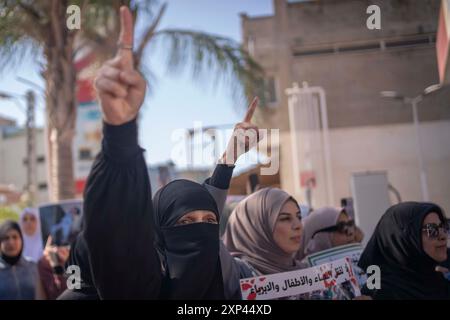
left=296, top=207, right=342, bottom=261
left=222, top=187, right=301, bottom=275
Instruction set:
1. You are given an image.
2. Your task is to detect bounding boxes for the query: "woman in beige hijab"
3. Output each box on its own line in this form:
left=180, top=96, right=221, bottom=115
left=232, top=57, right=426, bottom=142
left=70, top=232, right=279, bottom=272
left=223, top=187, right=304, bottom=275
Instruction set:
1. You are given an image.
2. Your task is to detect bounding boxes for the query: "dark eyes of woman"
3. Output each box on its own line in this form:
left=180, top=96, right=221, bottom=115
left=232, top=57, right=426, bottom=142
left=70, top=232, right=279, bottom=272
left=178, top=217, right=217, bottom=225
left=279, top=213, right=301, bottom=222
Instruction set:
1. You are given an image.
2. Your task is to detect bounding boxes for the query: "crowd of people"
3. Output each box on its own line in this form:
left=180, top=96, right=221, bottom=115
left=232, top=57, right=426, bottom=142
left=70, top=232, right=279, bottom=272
left=1, top=6, right=449, bottom=301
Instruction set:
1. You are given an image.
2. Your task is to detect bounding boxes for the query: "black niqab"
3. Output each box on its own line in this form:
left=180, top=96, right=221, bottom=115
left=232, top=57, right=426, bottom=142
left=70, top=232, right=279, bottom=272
left=153, top=179, right=225, bottom=300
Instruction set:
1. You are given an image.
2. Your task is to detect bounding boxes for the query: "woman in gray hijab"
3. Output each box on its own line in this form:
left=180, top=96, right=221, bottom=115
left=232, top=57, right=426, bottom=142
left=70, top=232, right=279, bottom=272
left=296, top=207, right=356, bottom=262
left=222, top=187, right=304, bottom=276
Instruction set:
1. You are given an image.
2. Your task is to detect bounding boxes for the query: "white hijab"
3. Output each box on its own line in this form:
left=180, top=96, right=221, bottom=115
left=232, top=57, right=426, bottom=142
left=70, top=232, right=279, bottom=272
left=19, top=207, right=43, bottom=262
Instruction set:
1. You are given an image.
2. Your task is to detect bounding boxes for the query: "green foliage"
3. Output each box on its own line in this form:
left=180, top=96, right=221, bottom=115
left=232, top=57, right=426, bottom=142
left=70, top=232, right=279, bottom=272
left=0, top=0, right=265, bottom=108
left=0, top=206, right=19, bottom=224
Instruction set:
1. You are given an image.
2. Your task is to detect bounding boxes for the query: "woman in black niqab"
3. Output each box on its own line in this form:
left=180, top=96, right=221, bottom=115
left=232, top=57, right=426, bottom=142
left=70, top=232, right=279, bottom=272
left=358, top=202, right=450, bottom=300
left=153, top=179, right=225, bottom=300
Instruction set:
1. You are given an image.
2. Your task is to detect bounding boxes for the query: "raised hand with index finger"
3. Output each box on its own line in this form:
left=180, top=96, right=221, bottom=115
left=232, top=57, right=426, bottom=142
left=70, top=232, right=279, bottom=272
left=94, top=6, right=146, bottom=126
left=220, top=97, right=263, bottom=166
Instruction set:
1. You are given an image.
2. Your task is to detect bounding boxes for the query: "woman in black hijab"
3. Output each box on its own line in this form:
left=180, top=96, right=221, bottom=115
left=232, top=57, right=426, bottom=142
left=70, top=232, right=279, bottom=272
left=153, top=180, right=225, bottom=299
left=358, top=202, right=450, bottom=300
left=85, top=10, right=262, bottom=297
left=0, top=220, right=43, bottom=299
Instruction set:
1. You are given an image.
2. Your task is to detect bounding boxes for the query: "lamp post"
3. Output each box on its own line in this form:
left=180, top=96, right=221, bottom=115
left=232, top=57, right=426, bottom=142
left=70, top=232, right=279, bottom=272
left=380, top=84, right=443, bottom=202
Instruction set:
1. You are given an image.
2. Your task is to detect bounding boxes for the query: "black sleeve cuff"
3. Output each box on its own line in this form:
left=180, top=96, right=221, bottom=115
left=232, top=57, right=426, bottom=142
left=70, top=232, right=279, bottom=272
left=53, top=266, right=65, bottom=275
left=206, top=164, right=235, bottom=190
left=102, top=118, right=142, bottom=162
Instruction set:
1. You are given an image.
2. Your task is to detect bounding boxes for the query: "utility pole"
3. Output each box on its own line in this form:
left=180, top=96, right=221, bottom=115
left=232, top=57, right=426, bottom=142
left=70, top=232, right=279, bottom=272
left=0, top=89, right=38, bottom=205
left=25, top=90, right=37, bottom=205
left=380, top=84, right=443, bottom=202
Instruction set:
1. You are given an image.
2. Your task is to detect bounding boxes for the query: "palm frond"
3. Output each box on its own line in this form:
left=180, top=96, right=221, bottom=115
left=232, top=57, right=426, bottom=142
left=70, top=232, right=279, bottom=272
left=134, top=2, right=166, bottom=68
left=0, top=1, right=47, bottom=71
left=139, top=63, right=157, bottom=99
left=133, top=0, right=160, bottom=17
left=152, top=29, right=265, bottom=109
left=0, top=38, right=41, bottom=71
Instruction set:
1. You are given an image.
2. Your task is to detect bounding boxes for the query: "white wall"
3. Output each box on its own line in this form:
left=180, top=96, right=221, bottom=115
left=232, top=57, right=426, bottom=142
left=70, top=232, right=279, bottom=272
left=0, top=129, right=48, bottom=204
left=283, top=120, right=450, bottom=216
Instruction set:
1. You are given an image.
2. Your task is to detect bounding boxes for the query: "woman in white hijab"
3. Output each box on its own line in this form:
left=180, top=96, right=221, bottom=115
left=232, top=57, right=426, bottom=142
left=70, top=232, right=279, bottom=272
left=19, top=208, right=43, bottom=262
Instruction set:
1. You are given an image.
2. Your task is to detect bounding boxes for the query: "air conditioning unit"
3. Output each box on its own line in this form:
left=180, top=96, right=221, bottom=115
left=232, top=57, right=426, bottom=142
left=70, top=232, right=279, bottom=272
left=350, top=171, right=392, bottom=246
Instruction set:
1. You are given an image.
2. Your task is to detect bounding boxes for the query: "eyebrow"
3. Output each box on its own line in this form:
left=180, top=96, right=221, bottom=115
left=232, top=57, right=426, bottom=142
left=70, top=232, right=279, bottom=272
left=279, top=212, right=301, bottom=216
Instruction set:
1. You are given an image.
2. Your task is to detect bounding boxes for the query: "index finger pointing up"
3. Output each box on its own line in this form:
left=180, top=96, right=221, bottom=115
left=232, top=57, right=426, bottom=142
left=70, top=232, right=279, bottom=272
left=117, top=6, right=134, bottom=69
left=243, top=96, right=259, bottom=123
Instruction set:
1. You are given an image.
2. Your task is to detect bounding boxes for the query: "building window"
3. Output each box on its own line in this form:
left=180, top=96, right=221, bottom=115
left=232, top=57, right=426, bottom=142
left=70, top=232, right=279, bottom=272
left=23, top=156, right=45, bottom=165
left=38, top=183, right=47, bottom=190
left=265, top=77, right=277, bottom=104
left=248, top=37, right=255, bottom=56
left=79, top=149, right=92, bottom=160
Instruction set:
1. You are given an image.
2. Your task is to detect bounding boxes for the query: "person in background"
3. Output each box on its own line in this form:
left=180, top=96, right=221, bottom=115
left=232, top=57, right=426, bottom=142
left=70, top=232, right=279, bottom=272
left=358, top=202, right=450, bottom=300
left=246, top=173, right=260, bottom=195
left=19, top=208, right=43, bottom=262
left=38, top=235, right=70, bottom=300
left=353, top=225, right=364, bottom=243
left=0, top=220, right=45, bottom=299
left=297, top=207, right=356, bottom=262
left=340, top=198, right=364, bottom=244
left=57, top=232, right=99, bottom=300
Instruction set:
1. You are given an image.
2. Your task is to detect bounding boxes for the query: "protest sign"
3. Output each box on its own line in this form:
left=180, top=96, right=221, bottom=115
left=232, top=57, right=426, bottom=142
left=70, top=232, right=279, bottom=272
left=306, top=243, right=367, bottom=288
left=240, top=257, right=360, bottom=300
left=39, top=199, right=83, bottom=247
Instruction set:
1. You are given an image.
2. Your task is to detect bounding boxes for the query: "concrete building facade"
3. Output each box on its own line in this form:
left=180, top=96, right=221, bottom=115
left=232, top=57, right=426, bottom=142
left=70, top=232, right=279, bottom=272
left=0, top=120, right=49, bottom=204
left=242, top=0, right=450, bottom=213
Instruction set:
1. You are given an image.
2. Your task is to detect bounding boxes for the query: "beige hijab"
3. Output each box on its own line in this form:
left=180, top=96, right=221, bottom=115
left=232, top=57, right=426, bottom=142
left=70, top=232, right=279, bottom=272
left=222, top=187, right=302, bottom=275
left=296, top=206, right=342, bottom=261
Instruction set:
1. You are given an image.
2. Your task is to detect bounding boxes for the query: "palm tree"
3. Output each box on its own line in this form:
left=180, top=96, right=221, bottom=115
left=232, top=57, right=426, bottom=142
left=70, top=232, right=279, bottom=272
left=0, top=0, right=264, bottom=202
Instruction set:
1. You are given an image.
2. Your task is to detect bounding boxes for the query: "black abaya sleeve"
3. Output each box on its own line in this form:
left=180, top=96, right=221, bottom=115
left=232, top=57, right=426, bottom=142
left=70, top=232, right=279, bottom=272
left=83, top=118, right=162, bottom=299
left=203, top=164, right=234, bottom=215
left=207, top=164, right=234, bottom=190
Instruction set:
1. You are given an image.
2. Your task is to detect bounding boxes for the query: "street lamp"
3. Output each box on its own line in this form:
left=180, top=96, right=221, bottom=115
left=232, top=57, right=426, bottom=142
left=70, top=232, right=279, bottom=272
left=380, top=84, right=444, bottom=202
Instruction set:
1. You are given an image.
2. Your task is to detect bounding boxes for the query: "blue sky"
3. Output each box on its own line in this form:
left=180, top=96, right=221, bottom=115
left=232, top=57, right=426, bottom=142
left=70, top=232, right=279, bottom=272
left=0, top=0, right=273, bottom=167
